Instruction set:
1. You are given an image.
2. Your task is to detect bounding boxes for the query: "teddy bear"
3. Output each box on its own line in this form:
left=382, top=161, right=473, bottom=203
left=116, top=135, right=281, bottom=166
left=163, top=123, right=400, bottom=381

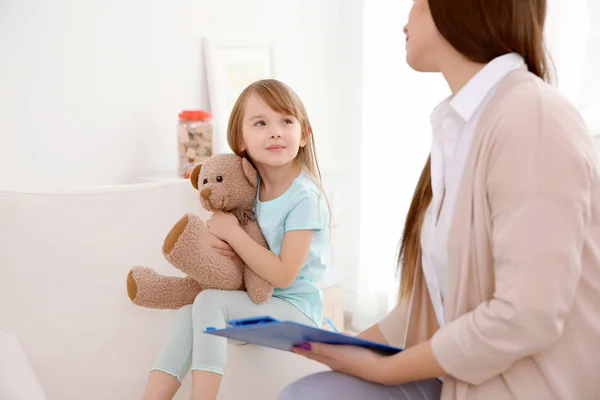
left=126, top=153, right=274, bottom=309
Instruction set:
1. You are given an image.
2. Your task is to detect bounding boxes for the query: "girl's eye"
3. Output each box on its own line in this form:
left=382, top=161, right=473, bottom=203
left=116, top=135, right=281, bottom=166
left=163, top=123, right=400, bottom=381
left=282, top=119, right=293, bottom=124
left=254, top=121, right=266, bottom=126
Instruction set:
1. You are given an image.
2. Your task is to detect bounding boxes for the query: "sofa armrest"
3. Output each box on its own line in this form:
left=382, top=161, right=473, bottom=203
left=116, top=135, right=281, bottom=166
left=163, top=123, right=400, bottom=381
left=0, top=329, right=47, bottom=400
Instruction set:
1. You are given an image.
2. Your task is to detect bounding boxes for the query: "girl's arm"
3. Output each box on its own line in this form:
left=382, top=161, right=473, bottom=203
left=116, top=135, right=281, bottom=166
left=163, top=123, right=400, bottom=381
left=225, top=227, right=313, bottom=288
left=207, top=192, right=326, bottom=289
left=205, top=232, right=235, bottom=258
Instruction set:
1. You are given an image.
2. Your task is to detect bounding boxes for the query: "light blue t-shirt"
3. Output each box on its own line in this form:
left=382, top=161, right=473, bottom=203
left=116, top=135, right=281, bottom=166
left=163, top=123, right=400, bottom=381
left=253, top=170, right=330, bottom=327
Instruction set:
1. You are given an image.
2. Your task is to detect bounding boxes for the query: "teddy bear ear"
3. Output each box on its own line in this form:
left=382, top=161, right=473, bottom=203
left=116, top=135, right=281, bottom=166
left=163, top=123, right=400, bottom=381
left=241, top=157, right=258, bottom=188
left=189, top=163, right=203, bottom=190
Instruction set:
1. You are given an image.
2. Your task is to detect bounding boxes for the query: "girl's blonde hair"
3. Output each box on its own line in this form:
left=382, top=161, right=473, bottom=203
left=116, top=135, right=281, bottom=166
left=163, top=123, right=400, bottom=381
left=226, top=79, right=330, bottom=221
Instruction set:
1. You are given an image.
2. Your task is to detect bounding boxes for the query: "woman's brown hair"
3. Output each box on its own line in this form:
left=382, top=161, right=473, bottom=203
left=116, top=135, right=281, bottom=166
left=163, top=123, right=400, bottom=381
left=397, top=0, right=550, bottom=300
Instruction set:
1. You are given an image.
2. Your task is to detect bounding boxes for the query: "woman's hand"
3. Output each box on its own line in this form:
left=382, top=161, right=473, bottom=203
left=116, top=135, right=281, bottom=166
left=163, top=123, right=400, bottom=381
left=292, top=342, right=386, bottom=384
left=206, top=211, right=239, bottom=241
left=205, top=232, right=236, bottom=258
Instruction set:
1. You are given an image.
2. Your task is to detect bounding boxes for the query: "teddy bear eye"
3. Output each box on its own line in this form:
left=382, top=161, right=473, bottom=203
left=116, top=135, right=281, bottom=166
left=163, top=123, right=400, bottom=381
left=216, top=176, right=223, bottom=183
left=202, top=178, right=208, bottom=185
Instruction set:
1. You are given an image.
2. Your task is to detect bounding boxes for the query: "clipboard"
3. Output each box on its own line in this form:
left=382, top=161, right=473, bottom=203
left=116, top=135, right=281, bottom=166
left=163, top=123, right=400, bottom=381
left=204, top=315, right=403, bottom=356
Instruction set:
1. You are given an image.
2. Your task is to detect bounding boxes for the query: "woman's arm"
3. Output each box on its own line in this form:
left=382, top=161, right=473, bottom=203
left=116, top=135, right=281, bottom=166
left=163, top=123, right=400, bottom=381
left=293, top=335, right=446, bottom=385
left=356, top=323, right=389, bottom=344
left=428, top=92, right=592, bottom=385
left=376, top=340, right=446, bottom=385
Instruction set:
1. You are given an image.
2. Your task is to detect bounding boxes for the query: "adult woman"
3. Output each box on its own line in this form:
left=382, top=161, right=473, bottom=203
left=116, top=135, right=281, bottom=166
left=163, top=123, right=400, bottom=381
left=278, top=0, right=600, bottom=399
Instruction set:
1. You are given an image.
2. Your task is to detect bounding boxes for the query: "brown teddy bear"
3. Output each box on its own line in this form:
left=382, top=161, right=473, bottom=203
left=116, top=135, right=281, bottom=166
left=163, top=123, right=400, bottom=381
left=126, top=153, right=274, bottom=309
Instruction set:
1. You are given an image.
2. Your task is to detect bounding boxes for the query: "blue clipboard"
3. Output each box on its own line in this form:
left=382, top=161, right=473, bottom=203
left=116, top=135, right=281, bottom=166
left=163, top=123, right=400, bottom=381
left=204, top=315, right=403, bottom=356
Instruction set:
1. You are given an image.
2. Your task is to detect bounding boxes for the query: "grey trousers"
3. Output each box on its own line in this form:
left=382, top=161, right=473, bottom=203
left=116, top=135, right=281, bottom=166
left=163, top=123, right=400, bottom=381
left=278, top=371, right=442, bottom=400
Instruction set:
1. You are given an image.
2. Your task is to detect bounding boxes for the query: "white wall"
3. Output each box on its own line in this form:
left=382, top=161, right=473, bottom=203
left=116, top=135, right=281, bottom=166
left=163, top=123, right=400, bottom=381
left=0, top=0, right=345, bottom=191
left=352, top=0, right=449, bottom=329
left=330, top=0, right=364, bottom=322
left=545, top=0, right=590, bottom=108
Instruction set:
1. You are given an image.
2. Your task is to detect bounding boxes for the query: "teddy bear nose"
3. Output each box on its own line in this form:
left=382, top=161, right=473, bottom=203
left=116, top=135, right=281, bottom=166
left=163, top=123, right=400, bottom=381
left=200, top=187, right=211, bottom=200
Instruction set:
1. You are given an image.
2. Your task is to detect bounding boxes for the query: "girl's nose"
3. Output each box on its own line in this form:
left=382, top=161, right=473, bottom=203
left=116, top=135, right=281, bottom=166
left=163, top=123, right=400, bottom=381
left=270, top=132, right=282, bottom=139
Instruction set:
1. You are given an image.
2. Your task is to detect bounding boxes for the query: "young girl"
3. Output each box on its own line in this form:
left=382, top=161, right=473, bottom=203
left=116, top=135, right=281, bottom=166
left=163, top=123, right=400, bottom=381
left=279, top=0, right=600, bottom=399
left=141, top=79, right=330, bottom=400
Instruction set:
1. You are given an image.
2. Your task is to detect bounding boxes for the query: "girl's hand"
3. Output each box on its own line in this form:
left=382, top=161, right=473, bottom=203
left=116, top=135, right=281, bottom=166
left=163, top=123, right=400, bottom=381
left=206, top=211, right=239, bottom=241
left=205, top=232, right=236, bottom=258
left=292, top=342, right=386, bottom=384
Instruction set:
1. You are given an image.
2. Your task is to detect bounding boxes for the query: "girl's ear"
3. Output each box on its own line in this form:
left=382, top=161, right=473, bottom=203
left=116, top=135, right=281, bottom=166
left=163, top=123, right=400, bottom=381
left=300, top=126, right=312, bottom=148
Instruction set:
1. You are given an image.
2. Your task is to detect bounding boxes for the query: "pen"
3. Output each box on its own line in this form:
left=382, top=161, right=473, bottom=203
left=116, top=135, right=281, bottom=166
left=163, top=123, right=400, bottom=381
left=325, top=318, right=340, bottom=333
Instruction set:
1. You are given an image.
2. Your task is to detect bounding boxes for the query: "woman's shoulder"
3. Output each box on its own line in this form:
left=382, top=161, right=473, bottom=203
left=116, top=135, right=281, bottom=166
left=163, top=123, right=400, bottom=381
left=478, top=69, right=596, bottom=184
left=490, top=69, right=585, bottom=127
left=483, top=69, right=592, bottom=149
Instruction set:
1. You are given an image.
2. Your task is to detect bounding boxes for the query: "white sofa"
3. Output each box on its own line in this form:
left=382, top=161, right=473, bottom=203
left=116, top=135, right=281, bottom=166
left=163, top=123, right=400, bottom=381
left=0, top=179, right=342, bottom=399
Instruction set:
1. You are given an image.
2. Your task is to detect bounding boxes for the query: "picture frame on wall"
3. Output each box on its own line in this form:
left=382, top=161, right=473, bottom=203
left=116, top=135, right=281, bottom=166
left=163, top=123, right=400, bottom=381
left=203, top=38, right=275, bottom=155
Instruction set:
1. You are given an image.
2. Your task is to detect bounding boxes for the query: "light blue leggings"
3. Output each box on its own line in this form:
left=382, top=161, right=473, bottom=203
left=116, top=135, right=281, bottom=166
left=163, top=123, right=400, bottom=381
left=151, top=289, right=315, bottom=381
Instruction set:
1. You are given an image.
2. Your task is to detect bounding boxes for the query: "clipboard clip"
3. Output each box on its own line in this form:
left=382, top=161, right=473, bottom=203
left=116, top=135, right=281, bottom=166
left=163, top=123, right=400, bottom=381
left=228, top=315, right=279, bottom=327
left=206, top=315, right=279, bottom=332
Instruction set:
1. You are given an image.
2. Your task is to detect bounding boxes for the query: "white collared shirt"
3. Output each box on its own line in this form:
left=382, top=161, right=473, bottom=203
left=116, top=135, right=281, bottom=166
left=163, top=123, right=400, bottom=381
left=421, top=53, right=525, bottom=327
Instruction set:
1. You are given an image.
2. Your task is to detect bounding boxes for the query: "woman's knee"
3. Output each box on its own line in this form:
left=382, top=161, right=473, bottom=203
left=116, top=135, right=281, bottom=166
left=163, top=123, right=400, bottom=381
left=278, top=372, right=326, bottom=399
left=278, top=372, right=355, bottom=399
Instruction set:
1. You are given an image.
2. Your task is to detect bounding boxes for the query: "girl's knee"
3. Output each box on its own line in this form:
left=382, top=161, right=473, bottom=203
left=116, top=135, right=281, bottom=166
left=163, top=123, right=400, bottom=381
left=192, top=289, right=243, bottom=314
left=175, top=303, right=193, bottom=316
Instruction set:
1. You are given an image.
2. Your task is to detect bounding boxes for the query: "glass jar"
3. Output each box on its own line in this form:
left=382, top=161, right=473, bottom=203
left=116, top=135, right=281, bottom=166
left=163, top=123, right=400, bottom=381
left=177, top=110, right=213, bottom=178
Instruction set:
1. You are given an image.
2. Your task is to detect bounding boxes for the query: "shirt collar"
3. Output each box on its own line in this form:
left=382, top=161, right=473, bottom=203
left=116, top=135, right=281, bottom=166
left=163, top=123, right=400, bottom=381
left=449, top=53, right=524, bottom=122
left=430, top=96, right=452, bottom=127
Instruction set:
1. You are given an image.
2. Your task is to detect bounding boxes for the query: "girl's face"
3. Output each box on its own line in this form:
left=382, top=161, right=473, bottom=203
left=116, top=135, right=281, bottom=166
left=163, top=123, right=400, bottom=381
left=240, top=93, right=306, bottom=168
left=403, top=0, right=445, bottom=72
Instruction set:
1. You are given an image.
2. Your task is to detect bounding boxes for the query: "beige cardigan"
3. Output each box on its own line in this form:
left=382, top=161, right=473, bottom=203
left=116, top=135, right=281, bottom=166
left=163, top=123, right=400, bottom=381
left=379, top=66, right=600, bottom=400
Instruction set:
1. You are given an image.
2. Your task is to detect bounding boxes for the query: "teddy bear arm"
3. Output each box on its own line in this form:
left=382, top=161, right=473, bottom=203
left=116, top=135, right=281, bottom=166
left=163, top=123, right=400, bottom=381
left=243, top=219, right=269, bottom=249
left=163, top=213, right=244, bottom=290
left=244, top=267, right=274, bottom=304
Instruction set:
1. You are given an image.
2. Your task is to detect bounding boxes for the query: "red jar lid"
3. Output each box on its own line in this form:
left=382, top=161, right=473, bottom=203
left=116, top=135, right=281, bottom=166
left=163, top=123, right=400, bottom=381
left=179, top=110, right=212, bottom=121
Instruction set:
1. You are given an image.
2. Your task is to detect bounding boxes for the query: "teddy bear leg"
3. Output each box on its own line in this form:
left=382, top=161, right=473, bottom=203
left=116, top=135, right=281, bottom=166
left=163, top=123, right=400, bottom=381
left=127, top=266, right=202, bottom=309
left=244, top=267, right=274, bottom=304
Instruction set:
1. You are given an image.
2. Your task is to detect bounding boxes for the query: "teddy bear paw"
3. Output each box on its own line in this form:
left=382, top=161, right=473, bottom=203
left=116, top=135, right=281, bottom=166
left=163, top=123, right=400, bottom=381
left=163, top=214, right=205, bottom=257
left=126, top=266, right=156, bottom=302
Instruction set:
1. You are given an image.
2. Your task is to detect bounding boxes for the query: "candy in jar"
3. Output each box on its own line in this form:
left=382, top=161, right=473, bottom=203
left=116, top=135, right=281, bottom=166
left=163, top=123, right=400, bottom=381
left=177, top=110, right=213, bottom=177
